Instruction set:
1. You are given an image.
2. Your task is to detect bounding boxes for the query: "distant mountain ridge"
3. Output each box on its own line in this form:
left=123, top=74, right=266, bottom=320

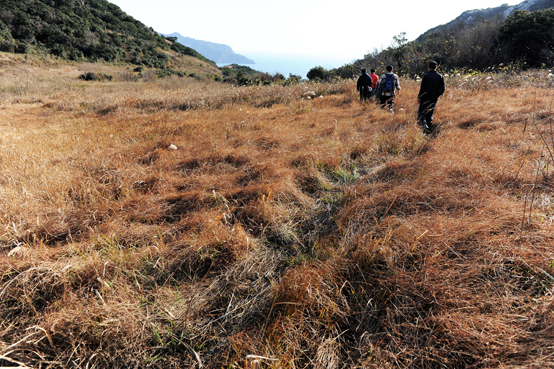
left=165, top=32, right=254, bottom=64
left=417, top=0, right=554, bottom=41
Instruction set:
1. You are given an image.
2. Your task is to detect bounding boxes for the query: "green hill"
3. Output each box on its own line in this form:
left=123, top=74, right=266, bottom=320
left=0, top=0, right=214, bottom=68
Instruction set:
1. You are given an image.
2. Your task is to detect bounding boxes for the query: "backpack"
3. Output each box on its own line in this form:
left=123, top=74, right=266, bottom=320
left=384, top=73, right=395, bottom=93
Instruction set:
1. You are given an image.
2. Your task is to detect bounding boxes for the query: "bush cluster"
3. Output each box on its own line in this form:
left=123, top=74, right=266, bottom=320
left=78, top=72, right=113, bottom=81
left=154, top=68, right=187, bottom=78
left=307, top=64, right=357, bottom=82
left=221, top=64, right=301, bottom=86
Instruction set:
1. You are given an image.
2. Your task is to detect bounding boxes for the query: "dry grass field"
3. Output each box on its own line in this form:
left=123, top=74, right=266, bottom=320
left=1, top=54, right=554, bottom=368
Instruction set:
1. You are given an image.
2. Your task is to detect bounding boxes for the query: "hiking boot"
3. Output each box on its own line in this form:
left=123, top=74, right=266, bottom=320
left=424, top=123, right=439, bottom=136
left=427, top=123, right=437, bottom=133
left=418, top=120, right=429, bottom=134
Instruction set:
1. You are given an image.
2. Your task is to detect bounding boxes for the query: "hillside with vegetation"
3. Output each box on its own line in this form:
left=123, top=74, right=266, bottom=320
left=416, top=0, right=554, bottom=42
left=310, top=3, right=554, bottom=81
left=0, top=0, right=215, bottom=71
left=1, top=52, right=554, bottom=368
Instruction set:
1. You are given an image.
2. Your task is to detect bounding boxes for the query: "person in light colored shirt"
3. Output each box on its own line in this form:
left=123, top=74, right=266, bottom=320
left=378, top=65, right=401, bottom=111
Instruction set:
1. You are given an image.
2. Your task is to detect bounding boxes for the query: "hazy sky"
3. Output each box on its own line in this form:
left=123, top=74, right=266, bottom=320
left=109, top=0, right=522, bottom=64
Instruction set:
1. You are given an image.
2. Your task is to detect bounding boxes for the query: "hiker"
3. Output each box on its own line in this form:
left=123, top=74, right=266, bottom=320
left=378, top=65, right=401, bottom=111
left=369, top=68, right=379, bottom=97
left=356, top=68, right=373, bottom=102
left=417, top=61, right=445, bottom=135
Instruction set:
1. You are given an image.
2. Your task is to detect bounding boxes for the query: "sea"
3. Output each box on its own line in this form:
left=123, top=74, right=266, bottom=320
left=217, top=52, right=356, bottom=80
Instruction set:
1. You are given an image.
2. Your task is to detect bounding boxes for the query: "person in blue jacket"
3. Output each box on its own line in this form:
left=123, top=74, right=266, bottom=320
left=378, top=65, right=401, bottom=111
left=417, top=61, right=445, bottom=135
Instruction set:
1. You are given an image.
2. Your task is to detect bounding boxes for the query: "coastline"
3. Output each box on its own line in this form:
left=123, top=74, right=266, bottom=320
left=218, top=52, right=355, bottom=79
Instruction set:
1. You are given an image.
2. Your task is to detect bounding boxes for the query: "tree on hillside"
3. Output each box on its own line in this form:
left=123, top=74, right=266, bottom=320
left=307, top=66, right=330, bottom=81
left=384, top=33, right=422, bottom=75
left=418, top=16, right=503, bottom=71
left=499, top=9, right=554, bottom=68
left=447, top=18, right=502, bottom=69
left=356, top=34, right=427, bottom=77
left=330, top=64, right=357, bottom=79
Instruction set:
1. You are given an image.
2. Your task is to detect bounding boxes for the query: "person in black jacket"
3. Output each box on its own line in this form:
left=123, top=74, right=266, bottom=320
left=356, top=69, right=373, bottom=102
left=417, top=61, right=445, bottom=135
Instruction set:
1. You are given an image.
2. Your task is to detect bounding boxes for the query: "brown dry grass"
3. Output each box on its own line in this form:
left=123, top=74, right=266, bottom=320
left=0, top=56, right=554, bottom=368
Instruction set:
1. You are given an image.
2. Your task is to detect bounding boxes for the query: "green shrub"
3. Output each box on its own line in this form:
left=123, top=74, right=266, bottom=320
left=236, top=71, right=253, bottom=85
left=14, top=41, right=29, bottom=54
left=78, top=72, right=113, bottom=81
left=68, top=48, right=83, bottom=60
left=0, top=20, right=15, bottom=52
left=288, top=74, right=302, bottom=83
left=307, top=66, right=331, bottom=81
left=155, top=68, right=186, bottom=78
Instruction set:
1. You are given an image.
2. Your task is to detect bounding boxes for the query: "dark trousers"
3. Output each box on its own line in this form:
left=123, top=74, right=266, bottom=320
left=418, top=99, right=438, bottom=125
left=418, top=99, right=439, bottom=134
left=359, top=86, right=371, bottom=101
left=380, top=95, right=394, bottom=110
